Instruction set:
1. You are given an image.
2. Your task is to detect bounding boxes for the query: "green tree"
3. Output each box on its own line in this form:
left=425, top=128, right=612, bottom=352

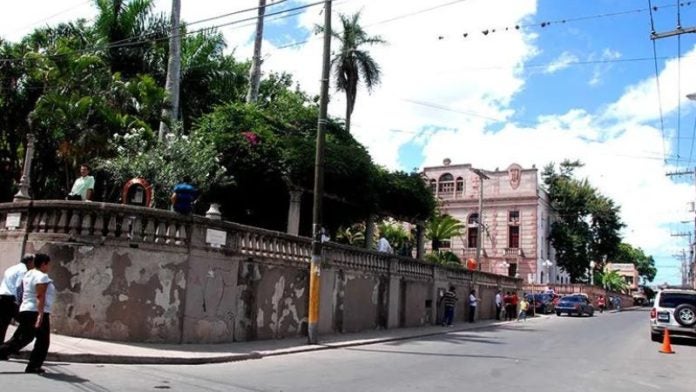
left=329, top=12, right=385, bottom=133
left=543, top=160, right=625, bottom=282
left=426, top=213, right=465, bottom=252
left=335, top=224, right=366, bottom=246
left=425, top=250, right=461, bottom=266
left=614, top=243, right=657, bottom=283
left=378, top=220, right=412, bottom=255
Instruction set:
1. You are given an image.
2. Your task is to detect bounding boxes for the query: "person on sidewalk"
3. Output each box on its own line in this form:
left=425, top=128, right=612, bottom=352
left=509, top=292, right=519, bottom=321
left=503, top=291, right=512, bottom=321
left=0, top=253, right=55, bottom=374
left=495, top=290, right=503, bottom=320
left=518, top=295, right=529, bottom=322
left=440, top=286, right=458, bottom=326
left=0, top=254, right=34, bottom=341
left=468, top=289, right=479, bottom=323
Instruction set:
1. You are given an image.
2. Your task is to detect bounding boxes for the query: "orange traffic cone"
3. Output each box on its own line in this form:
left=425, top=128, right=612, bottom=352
left=659, top=329, right=675, bottom=354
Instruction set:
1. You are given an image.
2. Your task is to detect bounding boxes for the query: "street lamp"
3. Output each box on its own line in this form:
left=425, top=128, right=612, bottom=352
left=589, top=260, right=596, bottom=286
left=472, top=168, right=490, bottom=271
left=542, top=259, right=553, bottom=284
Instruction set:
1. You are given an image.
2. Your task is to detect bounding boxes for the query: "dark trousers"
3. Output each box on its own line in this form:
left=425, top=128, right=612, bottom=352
left=505, top=304, right=515, bottom=321
left=443, top=306, right=455, bottom=326
left=495, top=304, right=502, bottom=320
left=468, top=305, right=476, bottom=323
left=0, top=295, right=18, bottom=341
left=0, top=311, right=50, bottom=371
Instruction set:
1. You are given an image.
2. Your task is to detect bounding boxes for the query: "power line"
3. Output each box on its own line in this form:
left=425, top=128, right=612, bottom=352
left=0, top=1, right=326, bottom=65
left=648, top=0, right=669, bottom=165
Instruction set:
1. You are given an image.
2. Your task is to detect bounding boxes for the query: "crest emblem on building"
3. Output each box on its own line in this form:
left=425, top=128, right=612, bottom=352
left=508, top=164, right=522, bottom=189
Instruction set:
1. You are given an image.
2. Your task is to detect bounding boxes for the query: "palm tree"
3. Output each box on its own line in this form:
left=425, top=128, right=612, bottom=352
left=92, top=0, right=168, bottom=78
left=425, top=214, right=465, bottom=252
left=335, top=224, right=366, bottom=246
left=600, top=270, right=629, bottom=293
left=330, top=12, right=385, bottom=133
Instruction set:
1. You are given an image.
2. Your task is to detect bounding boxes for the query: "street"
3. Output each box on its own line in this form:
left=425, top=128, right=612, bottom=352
left=1, top=308, right=694, bottom=392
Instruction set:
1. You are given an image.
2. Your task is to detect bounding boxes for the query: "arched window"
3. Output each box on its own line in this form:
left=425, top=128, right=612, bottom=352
left=438, top=173, right=455, bottom=195
left=467, top=213, right=479, bottom=225
left=455, top=177, right=464, bottom=192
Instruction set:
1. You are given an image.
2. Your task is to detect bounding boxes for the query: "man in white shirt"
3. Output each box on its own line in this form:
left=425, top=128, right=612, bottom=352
left=377, top=236, right=393, bottom=254
left=67, top=164, right=95, bottom=201
left=0, top=254, right=34, bottom=341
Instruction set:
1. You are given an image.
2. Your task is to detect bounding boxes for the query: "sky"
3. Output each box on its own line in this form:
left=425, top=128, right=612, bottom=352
left=2, top=0, right=696, bottom=285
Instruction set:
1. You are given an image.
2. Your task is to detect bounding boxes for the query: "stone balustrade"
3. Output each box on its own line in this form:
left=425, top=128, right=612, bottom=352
left=0, top=200, right=521, bottom=344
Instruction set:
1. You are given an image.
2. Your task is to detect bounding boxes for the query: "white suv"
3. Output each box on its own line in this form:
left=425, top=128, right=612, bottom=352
left=650, top=289, right=696, bottom=342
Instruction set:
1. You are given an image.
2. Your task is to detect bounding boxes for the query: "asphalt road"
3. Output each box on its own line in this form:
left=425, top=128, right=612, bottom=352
left=1, top=308, right=695, bottom=392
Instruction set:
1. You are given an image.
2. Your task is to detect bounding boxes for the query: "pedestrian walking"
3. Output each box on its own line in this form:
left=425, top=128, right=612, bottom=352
left=439, top=286, right=458, bottom=326
left=377, top=236, right=393, bottom=253
left=0, top=254, right=34, bottom=341
left=495, top=290, right=503, bottom=320
left=518, top=295, right=529, bottom=322
left=0, top=253, right=55, bottom=373
left=468, top=289, right=479, bottom=323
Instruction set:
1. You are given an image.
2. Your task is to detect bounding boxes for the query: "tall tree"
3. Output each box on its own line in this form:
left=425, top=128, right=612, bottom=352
left=246, top=0, right=266, bottom=104
left=543, top=160, right=624, bottom=282
left=159, top=0, right=182, bottom=140
left=92, top=0, right=167, bottom=78
left=330, top=12, right=384, bottom=133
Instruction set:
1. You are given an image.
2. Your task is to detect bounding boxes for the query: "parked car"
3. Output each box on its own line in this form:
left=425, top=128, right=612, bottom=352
left=525, top=293, right=555, bottom=314
left=649, top=289, right=696, bottom=342
left=556, top=294, right=594, bottom=317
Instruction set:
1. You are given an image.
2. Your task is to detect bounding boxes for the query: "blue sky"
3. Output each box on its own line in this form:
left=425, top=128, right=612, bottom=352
left=2, top=0, right=696, bottom=285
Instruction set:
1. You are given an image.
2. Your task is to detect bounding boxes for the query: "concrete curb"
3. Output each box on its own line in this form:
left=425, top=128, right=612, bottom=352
left=11, top=319, right=536, bottom=365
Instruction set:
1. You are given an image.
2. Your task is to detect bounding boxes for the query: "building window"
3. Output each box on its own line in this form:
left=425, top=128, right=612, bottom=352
left=438, top=173, right=455, bottom=195
left=508, top=210, right=519, bottom=249
left=456, top=177, right=464, bottom=192
left=429, top=179, right=437, bottom=194
left=467, top=213, right=478, bottom=248
left=508, top=226, right=519, bottom=248
left=440, top=238, right=451, bottom=249
left=508, top=210, right=519, bottom=224
left=508, top=263, right=517, bottom=277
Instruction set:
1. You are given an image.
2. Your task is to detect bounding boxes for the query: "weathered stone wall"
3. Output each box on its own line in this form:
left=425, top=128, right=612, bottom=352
left=0, top=201, right=521, bottom=344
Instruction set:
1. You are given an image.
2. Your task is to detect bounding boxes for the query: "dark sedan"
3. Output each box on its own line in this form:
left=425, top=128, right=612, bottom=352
left=525, top=293, right=555, bottom=314
left=555, top=295, right=594, bottom=317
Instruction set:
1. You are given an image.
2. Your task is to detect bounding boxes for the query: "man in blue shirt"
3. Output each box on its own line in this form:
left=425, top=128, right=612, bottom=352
left=170, top=176, right=198, bottom=214
left=0, top=254, right=34, bottom=341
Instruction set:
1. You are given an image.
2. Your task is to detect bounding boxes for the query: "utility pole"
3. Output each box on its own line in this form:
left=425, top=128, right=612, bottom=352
left=159, top=0, right=182, bottom=141
left=472, top=168, right=489, bottom=271
left=246, top=0, right=267, bottom=103
left=308, top=0, right=332, bottom=345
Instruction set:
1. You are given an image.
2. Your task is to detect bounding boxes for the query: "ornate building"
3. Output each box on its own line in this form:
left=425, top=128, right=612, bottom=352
left=422, top=159, right=569, bottom=284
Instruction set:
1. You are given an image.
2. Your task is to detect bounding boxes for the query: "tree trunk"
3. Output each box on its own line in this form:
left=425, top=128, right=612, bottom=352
left=246, top=0, right=267, bottom=104
left=158, top=0, right=182, bottom=141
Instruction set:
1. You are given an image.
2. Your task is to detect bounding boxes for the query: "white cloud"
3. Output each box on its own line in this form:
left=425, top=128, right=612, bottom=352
left=589, top=48, right=622, bottom=86
left=544, top=51, right=578, bottom=74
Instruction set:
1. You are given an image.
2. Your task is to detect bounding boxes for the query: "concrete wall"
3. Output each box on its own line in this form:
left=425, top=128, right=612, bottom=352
left=0, top=201, right=521, bottom=344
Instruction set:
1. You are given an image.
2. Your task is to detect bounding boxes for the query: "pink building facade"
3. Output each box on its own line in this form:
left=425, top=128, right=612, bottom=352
left=423, top=160, right=569, bottom=284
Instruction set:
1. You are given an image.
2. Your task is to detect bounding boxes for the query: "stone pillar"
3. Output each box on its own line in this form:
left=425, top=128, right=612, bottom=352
left=416, top=220, right=426, bottom=260
left=364, top=213, right=377, bottom=249
left=286, top=190, right=302, bottom=235
left=386, top=256, right=401, bottom=328
left=14, top=131, right=35, bottom=202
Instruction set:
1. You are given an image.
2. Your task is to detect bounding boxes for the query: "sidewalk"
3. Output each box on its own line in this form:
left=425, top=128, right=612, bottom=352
left=5, top=316, right=547, bottom=365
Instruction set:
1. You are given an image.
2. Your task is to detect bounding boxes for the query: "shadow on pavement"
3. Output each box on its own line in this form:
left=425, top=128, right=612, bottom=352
left=42, top=373, right=90, bottom=383
left=344, top=346, right=520, bottom=360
